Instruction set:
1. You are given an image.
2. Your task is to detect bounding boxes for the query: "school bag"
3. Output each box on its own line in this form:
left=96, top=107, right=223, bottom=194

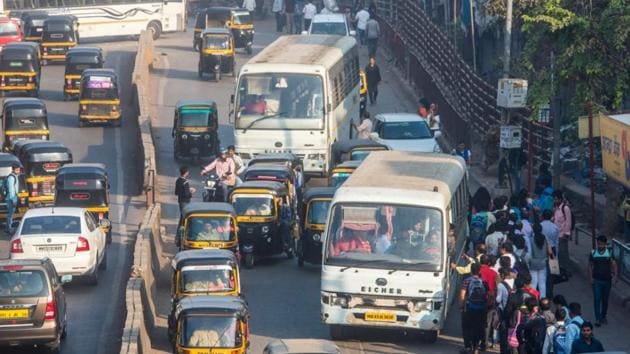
left=469, top=212, right=488, bottom=245
left=552, top=323, right=568, bottom=354
left=466, top=276, right=488, bottom=309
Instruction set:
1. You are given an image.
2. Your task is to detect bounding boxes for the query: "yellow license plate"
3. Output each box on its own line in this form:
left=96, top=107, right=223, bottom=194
left=364, top=312, right=396, bottom=322
left=0, top=309, right=29, bottom=319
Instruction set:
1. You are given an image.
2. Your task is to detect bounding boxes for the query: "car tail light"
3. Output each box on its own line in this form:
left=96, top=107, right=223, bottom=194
left=66, top=79, right=72, bottom=85
left=43, top=47, right=48, bottom=53
left=76, top=236, right=90, bottom=252
left=19, top=197, right=26, bottom=205
left=45, top=295, right=56, bottom=320
left=31, top=182, right=38, bottom=197
left=10, top=239, right=23, bottom=253
left=111, top=105, right=117, bottom=112
left=28, top=76, right=34, bottom=83
left=42, top=182, right=52, bottom=194
left=81, top=105, right=87, bottom=112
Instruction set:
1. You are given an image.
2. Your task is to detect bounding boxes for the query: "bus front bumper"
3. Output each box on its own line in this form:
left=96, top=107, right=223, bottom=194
left=321, top=303, right=442, bottom=331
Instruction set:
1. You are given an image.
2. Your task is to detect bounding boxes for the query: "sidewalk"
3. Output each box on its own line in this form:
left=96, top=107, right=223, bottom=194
left=373, top=39, right=630, bottom=351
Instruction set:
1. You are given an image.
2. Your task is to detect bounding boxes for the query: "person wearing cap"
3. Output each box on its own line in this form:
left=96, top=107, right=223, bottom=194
left=4, top=163, right=21, bottom=234
left=201, top=149, right=235, bottom=202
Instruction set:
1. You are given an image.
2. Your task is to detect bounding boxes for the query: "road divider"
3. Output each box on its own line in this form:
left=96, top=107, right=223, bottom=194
left=121, top=30, right=168, bottom=354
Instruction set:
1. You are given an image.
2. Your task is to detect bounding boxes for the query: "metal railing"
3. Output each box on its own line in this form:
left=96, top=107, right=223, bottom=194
left=611, top=239, right=630, bottom=307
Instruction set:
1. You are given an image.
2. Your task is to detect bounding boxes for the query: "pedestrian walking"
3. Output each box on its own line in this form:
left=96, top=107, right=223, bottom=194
left=542, top=308, right=568, bottom=354
left=588, top=235, right=618, bottom=327
left=540, top=209, right=560, bottom=256
left=495, top=267, right=514, bottom=354
left=284, top=0, right=295, bottom=33
left=242, top=0, right=256, bottom=12
left=459, top=262, right=489, bottom=354
left=302, top=0, right=316, bottom=30
left=293, top=0, right=304, bottom=33
left=354, top=7, right=370, bottom=45
left=621, top=192, right=630, bottom=242
left=479, top=255, right=499, bottom=350
left=352, top=110, right=372, bottom=139
left=364, top=56, right=381, bottom=105
left=563, top=302, right=585, bottom=354
left=571, top=322, right=605, bottom=353
left=427, top=103, right=441, bottom=130
left=272, top=0, right=285, bottom=32
left=453, top=141, right=472, bottom=165
left=175, top=166, right=195, bottom=222
left=364, top=16, right=380, bottom=57
left=529, top=224, right=553, bottom=298
left=518, top=297, right=547, bottom=354
left=3, top=163, right=20, bottom=234
left=418, top=98, right=430, bottom=118
left=553, top=190, right=572, bottom=268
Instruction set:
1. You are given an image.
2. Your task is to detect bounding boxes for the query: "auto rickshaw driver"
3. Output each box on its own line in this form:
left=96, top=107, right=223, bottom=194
left=195, top=221, right=221, bottom=241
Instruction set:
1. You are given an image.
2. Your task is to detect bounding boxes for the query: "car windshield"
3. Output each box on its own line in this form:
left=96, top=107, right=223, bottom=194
left=186, top=216, right=234, bottom=241
left=381, top=121, right=432, bottom=140
left=231, top=194, right=275, bottom=216
left=236, top=73, right=324, bottom=130
left=0, top=270, right=48, bottom=298
left=0, top=22, right=18, bottom=36
left=0, top=60, right=33, bottom=72
left=308, top=200, right=331, bottom=225
left=311, top=22, right=347, bottom=35
left=182, top=315, right=239, bottom=348
left=233, top=13, right=251, bottom=24
left=180, top=109, right=211, bottom=127
left=21, top=215, right=81, bottom=235
left=204, top=35, right=230, bottom=49
left=180, top=265, right=235, bottom=293
left=330, top=172, right=351, bottom=188
left=325, top=203, right=443, bottom=271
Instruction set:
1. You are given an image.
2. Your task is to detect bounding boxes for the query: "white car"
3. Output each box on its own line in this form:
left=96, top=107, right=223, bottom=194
left=369, top=113, right=442, bottom=153
left=10, top=207, right=110, bottom=285
left=302, top=14, right=356, bottom=36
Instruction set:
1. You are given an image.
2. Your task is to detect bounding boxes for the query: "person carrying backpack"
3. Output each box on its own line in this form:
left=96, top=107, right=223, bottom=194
left=563, top=302, right=585, bottom=354
left=588, top=235, right=619, bottom=327
left=3, top=163, right=21, bottom=234
left=469, top=209, right=490, bottom=250
left=459, top=262, right=488, bottom=353
left=543, top=308, right=568, bottom=354
left=518, top=297, right=547, bottom=354
left=553, top=190, right=573, bottom=269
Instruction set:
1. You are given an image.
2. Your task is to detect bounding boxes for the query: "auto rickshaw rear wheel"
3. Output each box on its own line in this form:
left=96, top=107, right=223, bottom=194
left=147, top=21, right=162, bottom=40
left=63, top=93, right=70, bottom=101
left=243, top=253, right=254, bottom=269
left=215, top=70, right=221, bottom=82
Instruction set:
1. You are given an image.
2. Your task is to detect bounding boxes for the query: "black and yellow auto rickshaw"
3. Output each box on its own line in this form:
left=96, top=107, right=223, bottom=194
left=54, top=163, right=112, bottom=243
left=193, top=7, right=254, bottom=54
left=329, top=160, right=361, bottom=188
left=1, top=98, right=49, bottom=152
left=297, top=187, right=335, bottom=267
left=40, top=15, right=79, bottom=64
left=0, top=42, right=41, bottom=97
left=359, top=69, right=368, bottom=118
left=198, top=28, right=235, bottom=81
left=21, top=11, right=49, bottom=42
left=230, top=181, right=292, bottom=268
left=176, top=202, right=239, bottom=255
left=247, top=153, right=302, bottom=171
left=331, top=139, right=390, bottom=166
left=169, top=296, right=250, bottom=354
left=0, top=153, right=29, bottom=226
left=64, top=47, right=104, bottom=100
left=15, top=140, right=73, bottom=206
left=172, top=99, right=220, bottom=163
left=240, top=163, right=301, bottom=212
left=78, top=68, right=121, bottom=127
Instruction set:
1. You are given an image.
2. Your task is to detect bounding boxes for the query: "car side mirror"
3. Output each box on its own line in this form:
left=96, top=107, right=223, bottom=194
left=99, top=219, right=111, bottom=229
left=60, top=275, right=73, bottom=284
left=349, top=30, right=356, bottom=36
left=369, top=132, right=378, bottom=140
left=301, top=30, right=308, bottom=35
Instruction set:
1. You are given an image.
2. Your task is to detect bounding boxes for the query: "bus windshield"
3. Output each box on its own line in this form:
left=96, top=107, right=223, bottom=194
left=325, top=203, right=443, bottom=271
left=236, top=73, right=324, bottom=130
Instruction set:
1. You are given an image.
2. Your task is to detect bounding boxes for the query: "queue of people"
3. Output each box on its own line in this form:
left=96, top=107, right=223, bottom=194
left=454, top=185, right=619, bottom=353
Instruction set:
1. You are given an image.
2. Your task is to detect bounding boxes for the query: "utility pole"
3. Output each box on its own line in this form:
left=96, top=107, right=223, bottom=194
left=587, top=100, right=596, bottom=249
left=469, top=0, right=477, bottom=72
left=551, top=51, right=562, bottom=189
left=503, top=0, right=513, bottom=78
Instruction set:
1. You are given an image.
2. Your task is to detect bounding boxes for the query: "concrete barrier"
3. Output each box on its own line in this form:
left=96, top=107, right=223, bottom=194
left=120, top=29, right=166, bottom=354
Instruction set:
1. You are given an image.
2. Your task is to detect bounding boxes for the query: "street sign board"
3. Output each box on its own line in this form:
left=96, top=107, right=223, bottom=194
left=500, top=125, right=522, bottom=149
left=600, top=113, right=630, bottom=188
left=497, top=79, right=528, bottom=108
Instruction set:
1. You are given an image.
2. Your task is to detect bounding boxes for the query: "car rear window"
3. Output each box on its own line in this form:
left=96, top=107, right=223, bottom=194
left=0, top=270, right=49, bottom=298
left=21, top=215, right=81, bottom=235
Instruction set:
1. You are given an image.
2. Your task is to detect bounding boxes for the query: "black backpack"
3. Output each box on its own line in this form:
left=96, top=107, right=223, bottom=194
left=524, top=315, right=547, bottom=352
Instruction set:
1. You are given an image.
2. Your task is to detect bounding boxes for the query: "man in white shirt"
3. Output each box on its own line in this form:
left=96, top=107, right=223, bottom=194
left=354, top=7, right=370, bottom=45
left=302, top=1, right=317, bottom=30
left=485, top=223, right=506, bottom=257
left=352, top=111, right=372, bottom=139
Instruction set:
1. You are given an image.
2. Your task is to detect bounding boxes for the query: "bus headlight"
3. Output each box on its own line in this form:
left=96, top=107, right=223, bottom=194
left=332, top=295, right=349, bottom=308
left=312, top=233, right=321, bottom=241
left=414, top=301, right=431, bottom=312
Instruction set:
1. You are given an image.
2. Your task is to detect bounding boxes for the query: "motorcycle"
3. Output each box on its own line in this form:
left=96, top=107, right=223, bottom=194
left=202, top=173, right=233, bottom=202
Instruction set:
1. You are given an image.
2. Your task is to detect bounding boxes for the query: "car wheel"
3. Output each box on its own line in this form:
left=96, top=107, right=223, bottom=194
left=297, top=256, right=304, bottom=267
left=246, top=45, right=252, bottom=55
left=87, top=264, right=99, bottom=286
left=99, top=251, right=107, bottom=271
left=61, top=321, right=67, bottom=339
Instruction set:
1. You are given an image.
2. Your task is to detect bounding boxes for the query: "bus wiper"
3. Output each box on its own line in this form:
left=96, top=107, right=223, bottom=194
left=388, top=261, right=433, bottom=274
left=339, top=259, right=391, bottom=272
left=241, top=112, right=287, bottom=133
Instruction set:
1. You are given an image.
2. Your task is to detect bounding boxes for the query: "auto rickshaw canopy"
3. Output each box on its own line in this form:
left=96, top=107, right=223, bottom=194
left=55, top=163, right=108, bottom=207
left=201, top=27, right=233, bottom=51
left=247, top=153, right=302, bottom=170
left=171, top=249, right=238, bottom=272
left=175, top=99, right=218, bottom=128
left=0, top=43, right=40, bottom=72
left=182, top=202, right=236, bottom=219
left=2, top=98, right=47, bottom=131
left=18, top=141, right=72, bottom=168
left=303, top=187, right=336, bottom=203
left=0, top=153, right=23, bottom=173
left=241, top=164, right=293, bottom=184
left=65, top=47, right=104, bottom=74
left=174, top=295, right=249, bottom=319
left=331, top=139, right=389, bottom=165
left=230, top=180, right=288, bottom=197
left=42, top=15, right=78, bottom=41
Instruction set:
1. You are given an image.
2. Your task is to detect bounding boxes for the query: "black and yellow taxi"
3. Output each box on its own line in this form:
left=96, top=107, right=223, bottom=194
left=63, top=47, right=104, bottom=100
left=1, top=98, right=49, bottom=152
left=172, top=99, right=220, bottom=162
left=297, top=187, right=335, bottom=267
left=328, top=160, right=361, bottom=188
left=20, top=11, right=48, bottom=42
left=78, top=68, right=121, bottom=127
left=40, top=15, right=79, bottom=64
left=176, top=202, right=239, bottom=255
left=198, top=27, right=235, bottom=81
left=54, top=163, right=112, bottom=243
left=0, top=42, right=41, bottom=97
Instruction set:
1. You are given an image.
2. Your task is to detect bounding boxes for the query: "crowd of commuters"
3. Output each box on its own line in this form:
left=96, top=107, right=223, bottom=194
left=455, top=183, right=619, bottom=353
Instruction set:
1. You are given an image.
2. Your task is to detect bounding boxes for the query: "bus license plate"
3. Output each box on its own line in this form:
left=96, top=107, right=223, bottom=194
left=364, top=312, right=396, bottom=322
left=0, top=309, right=29, bottom=319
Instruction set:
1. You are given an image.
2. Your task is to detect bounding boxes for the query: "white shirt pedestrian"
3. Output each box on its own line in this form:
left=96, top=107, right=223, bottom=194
left=242, top=0, right=256, bottom=11
left=355, top=9, right=370, bottom=30
left=303, top=2, right=317, bottom=19
left=355, top=118, right=372, bottom=139
left=485, top=231, right=506, bottom=256
left=272, top=0, right=284, bottom=13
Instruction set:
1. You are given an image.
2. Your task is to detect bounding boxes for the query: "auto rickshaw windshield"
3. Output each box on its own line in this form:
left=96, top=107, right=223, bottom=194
left=308, top=200, right=331, bottom=225
left=180, top=265, right=235, bottom=293
left=180, top=109, right=212, bottom=127
left=0, top=60, right=34, bottom=72
left=232, top=194, right=275, bottom=216
left=182, top=315, right=239, bottom=348
left=0, top=22, right=19, bottom=36
left=204, top=35, right=230, bottom=50
left=232, top=12, right=251, bottom=24
left=187, top=216, right=234, bottom=241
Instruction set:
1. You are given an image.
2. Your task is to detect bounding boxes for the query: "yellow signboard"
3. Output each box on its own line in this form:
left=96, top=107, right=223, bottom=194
left=600, top=114, right=630, bottom=188
left=578, top=114, right=602, bottom=140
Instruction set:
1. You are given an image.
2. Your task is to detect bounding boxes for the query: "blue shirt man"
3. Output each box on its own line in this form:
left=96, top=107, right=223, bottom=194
left=4, top=164, right=21, bottom=234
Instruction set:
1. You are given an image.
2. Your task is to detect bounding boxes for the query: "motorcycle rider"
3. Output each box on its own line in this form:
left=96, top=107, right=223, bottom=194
left=200, top=148, right=236, bottom=202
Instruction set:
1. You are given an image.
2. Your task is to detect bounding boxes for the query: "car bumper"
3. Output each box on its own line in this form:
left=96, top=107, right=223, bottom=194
left=12, top=252, right=96, bottom=277
left=0, top=319, right=59, bottom=346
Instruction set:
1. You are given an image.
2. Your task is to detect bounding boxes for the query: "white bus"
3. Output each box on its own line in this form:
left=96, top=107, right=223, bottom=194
left=231, top=34, right=360, bottom=176
left=2, top=0, right=186, bottom=39
left=320, top=151, right=469, bottom=342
